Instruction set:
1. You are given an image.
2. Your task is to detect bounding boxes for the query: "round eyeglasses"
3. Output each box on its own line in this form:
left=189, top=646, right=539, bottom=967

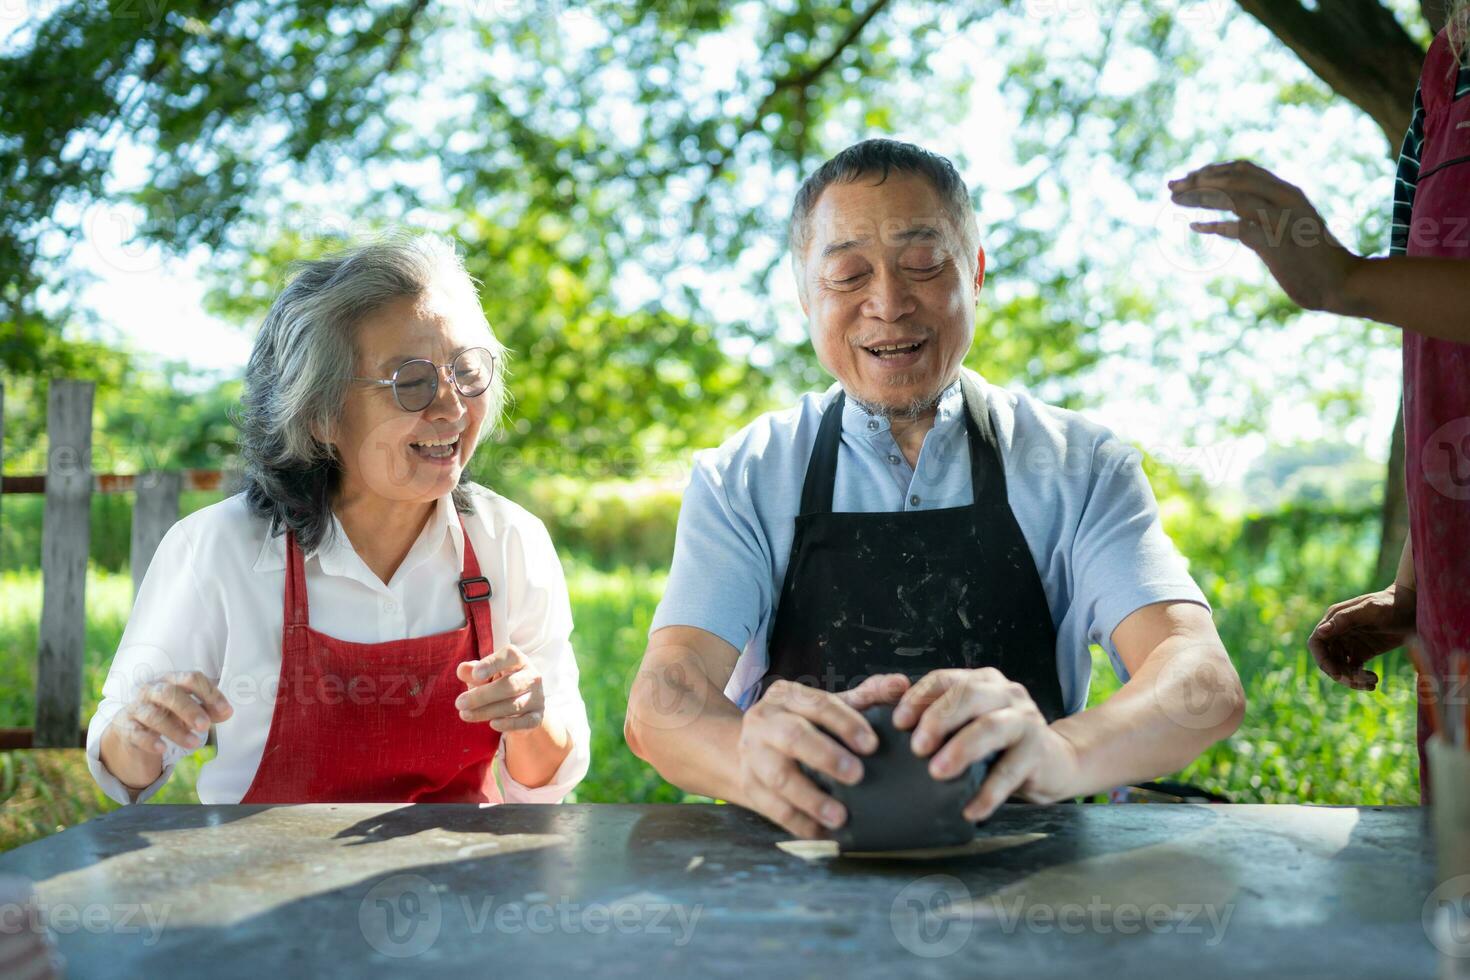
left=352, top=347, right=497, bottom=413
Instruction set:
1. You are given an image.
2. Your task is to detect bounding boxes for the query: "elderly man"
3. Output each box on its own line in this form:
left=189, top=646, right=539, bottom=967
left=625, top=139, right=1244, bottom=839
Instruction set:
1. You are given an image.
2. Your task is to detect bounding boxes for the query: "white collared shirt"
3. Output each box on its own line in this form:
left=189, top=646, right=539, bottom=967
left=85, top=486, right=591, bottom=805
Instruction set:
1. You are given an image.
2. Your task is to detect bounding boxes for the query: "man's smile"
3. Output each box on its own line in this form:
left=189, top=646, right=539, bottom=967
left=859, top=337, right=928, bottom=367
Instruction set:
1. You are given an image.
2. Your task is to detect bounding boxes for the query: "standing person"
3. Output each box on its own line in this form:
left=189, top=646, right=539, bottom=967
left=625, top=138, right=1244, bottom=840
left=1170, top=7, right=1470, bottom=799
left=87, top=235, right=590, bottom=804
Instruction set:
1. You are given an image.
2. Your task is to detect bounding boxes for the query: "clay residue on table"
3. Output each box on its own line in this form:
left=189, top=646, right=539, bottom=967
left=776, top=832, right=1049, bottom=862
left=37, top=805, right=565, bottom=929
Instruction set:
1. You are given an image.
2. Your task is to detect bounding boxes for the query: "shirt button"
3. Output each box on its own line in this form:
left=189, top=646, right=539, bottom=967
left=385, top=601, right=397, bottom=612
left=909, top=495, right=921, bottom=507
left=867, top=419, right=879, bottom=431
left=887, top=454, right=902, bottom=465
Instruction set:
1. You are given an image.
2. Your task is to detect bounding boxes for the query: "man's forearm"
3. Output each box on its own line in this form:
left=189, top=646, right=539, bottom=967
left=624, top=646, right=749, bottom=804
left=1048, top=637, right=1244, bottom=798
left=1336, top=256, right=1470, bottom=342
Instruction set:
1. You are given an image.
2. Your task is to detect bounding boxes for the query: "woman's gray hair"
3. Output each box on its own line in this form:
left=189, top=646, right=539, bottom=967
left=1453, top=0, right=1470, bottom=63
left=236, top=234, right=507, bottom=553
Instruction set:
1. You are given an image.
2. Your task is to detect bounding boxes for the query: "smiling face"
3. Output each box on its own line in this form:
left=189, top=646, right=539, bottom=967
left=330, top=289, right=494, bottom=506
left=798, top=172, right=981, bottom=417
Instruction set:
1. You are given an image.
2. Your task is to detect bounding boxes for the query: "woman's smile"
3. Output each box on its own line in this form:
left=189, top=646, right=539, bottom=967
left=408, top=432, right=462, bottom=464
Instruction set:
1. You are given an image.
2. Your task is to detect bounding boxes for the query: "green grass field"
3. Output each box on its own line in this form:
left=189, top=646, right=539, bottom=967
left=0, top=535, right=1421, bottom=853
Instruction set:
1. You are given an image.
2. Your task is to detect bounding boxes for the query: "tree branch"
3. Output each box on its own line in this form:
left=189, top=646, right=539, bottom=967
left=1235, top=0, right=1427, bottom=150
left=1421, top=0, right=1450, bottom=35
left=680, top=0, right=895, bottom=251
left=384, top=0, right=432, bottom=74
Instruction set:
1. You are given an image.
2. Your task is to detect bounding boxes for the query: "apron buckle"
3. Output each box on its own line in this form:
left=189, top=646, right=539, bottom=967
left=458, top=576, right=493, bottom=603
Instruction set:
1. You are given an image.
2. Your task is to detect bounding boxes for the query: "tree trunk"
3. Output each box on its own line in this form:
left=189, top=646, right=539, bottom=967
left=1374, top=398, right=1410, bottom=590
left=1421, top=0, right=1451, bottom=35
left=1235, top=0, right=1427, bottom=147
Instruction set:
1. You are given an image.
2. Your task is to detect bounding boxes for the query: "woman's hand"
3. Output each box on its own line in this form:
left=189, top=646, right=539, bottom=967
left=1169, top=160, right=1362, bottom=314
left=1307, top=585, right=1417, bottom=690
left=100, top=671, right=234, bottom=791
left=455, top=644, right=546, bottom=732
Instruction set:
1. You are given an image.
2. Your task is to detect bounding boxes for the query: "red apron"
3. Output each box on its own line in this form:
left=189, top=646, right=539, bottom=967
left=1403, top=30, right=1470, bottom=802
left=240, top=518, right=500, bottom=803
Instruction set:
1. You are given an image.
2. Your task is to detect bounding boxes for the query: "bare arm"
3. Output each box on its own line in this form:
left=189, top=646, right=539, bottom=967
left=1336, top=256, right=1470, bottom=342
left=1048, top=601, right=1245, bottom=798
left=454, top=644, right=576, bottom=790
left=1394, top=529, right=1416, bottom=593
left=1307, top=533, right=1417, bottom=690
left=623, top=626, right=747, bottom=803
left=871, top=601, right=1245, bottom=821
left=1171, top=160, right=1470, bottom=341
left=98, top=671, right=234, bottom=799
left=625, top=625, right=893, bottom=837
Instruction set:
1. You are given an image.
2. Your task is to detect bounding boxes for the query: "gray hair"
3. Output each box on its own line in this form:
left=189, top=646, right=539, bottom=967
left=236, top=234, right=507, bottom=553
left=788, top=138, right=980, bottom=271
left=1453, top=0, right=1469, bottom=63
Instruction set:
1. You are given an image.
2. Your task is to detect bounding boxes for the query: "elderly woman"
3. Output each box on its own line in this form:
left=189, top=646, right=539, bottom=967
left=85, top=235, right=590, bottom=804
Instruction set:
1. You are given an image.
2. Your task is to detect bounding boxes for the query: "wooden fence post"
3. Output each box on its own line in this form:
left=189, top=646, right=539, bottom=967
left=131, top=471, right=181, bottom=597
left=36, top=380, right=93, bottom=748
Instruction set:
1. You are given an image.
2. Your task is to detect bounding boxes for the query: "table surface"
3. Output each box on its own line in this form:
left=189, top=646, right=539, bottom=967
left=0, top=803, right=1442, bottom=978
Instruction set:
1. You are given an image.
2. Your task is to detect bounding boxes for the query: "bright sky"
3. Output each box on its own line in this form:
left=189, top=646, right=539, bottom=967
left=4, top=1, right=1408, bottom=494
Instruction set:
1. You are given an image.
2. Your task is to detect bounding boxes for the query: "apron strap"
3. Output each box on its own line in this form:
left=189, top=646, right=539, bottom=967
left=283, top=513, right=495, bottom=653
left=454, top=513, right=495, bottom=655
left=283, top=529, right=310, bottom=629
left=958, top=371, right=1011, bottom=517
left=797, top=390, right=846, bottom=516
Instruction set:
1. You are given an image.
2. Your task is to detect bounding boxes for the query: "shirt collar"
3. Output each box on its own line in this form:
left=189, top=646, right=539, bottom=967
left=252, top=493, right=465, bottom=577
left=836, top=373, right=968, bottom=438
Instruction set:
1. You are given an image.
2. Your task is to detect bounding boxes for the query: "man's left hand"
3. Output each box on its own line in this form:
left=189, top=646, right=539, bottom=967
left=892, top=667, right=1080, bottom=821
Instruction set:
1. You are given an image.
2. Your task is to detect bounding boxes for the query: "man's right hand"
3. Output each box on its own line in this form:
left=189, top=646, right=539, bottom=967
left=736, top=674, right=908, bottom=838
left=1307, top=585, right=1416, bottom=691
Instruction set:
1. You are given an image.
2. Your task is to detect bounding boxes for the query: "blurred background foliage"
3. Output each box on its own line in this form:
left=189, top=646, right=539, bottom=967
left=0, top=0, right=1451, bottom=843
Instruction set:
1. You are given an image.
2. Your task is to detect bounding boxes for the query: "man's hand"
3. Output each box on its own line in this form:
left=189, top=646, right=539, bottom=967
left=455, top=644, right=546, bottom=732
left=736, top=674, right=908, bottom=838
left=1169, top=160, right=1361, bottom=314
left=1307, top=585, right=1417, bottom=691
left=893, top=667, right=1079, bottom=821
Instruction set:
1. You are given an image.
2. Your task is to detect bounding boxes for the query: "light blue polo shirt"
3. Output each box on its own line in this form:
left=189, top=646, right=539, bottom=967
left=650, top=368, right=1210, bottom=714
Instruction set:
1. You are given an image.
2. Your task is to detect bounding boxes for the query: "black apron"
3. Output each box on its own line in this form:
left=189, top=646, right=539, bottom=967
left=756, top=372, right=1066, bottom=722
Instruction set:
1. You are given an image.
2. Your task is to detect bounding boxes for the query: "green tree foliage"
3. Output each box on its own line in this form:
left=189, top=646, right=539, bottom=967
left=2, top=1, right=1438, bottom=455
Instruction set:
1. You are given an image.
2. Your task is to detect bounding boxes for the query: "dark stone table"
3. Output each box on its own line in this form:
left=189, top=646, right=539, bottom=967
left=0, top=803, right=1447, bottom=978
